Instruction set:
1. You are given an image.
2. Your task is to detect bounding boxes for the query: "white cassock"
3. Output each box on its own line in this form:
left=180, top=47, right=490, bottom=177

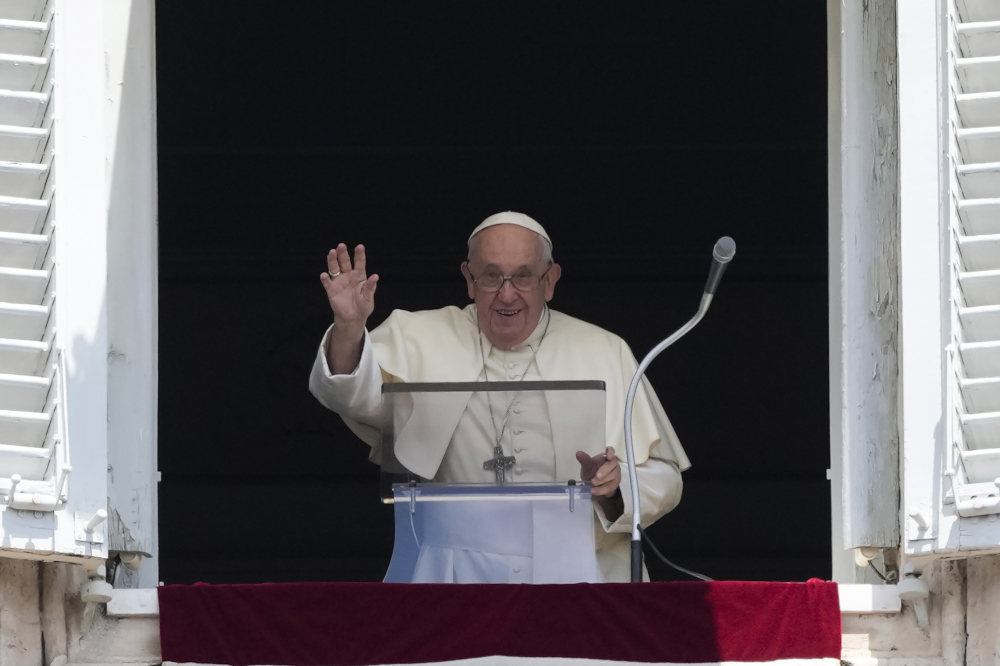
left=309, top=304, right=690, bottom=583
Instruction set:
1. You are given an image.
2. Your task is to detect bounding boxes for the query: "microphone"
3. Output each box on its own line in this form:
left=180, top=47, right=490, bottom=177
left=705, top=236, right=736, bottom=295
left=621, top=237, right=736, bottom=582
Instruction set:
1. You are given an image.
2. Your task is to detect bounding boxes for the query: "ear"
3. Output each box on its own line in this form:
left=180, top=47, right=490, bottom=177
left=543, top=263, right=562, bottom=302
left=461, top=262, right=476, bottom=300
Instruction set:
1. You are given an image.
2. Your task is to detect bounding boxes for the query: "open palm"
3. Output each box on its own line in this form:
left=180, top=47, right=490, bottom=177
left=321, top=244, right=378, bottom=327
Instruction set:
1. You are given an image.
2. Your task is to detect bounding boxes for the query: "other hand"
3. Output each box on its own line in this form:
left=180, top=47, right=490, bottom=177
left=320, top=243, right=378, bottom=329
left=575, top=446, right=621, bottom=497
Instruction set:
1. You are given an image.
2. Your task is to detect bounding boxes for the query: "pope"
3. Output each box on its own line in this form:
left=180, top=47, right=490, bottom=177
left=309, top=211, right=689, bottom=582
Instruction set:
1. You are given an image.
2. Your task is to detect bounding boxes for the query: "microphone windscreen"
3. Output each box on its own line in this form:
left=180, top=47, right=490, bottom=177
left=713, top=236, right=736, bottom=263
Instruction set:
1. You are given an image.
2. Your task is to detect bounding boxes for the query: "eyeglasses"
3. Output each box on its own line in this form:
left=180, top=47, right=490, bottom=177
left=472, top=267, right=551, bottom=293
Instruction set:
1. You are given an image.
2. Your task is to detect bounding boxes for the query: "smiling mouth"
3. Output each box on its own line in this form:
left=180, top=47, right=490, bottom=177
left=495, top=308, right=522, bottom=318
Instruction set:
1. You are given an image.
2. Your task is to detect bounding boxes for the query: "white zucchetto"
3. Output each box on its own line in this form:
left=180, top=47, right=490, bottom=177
left=468, top=212, right=552, bottom=248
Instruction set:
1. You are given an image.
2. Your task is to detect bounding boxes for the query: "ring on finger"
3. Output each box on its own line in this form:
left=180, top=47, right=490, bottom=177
left=328, top=270, right=342, bottom=279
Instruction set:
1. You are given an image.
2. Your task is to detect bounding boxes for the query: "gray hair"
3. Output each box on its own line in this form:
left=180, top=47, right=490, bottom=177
left=467, top=233, right=554, bottom=265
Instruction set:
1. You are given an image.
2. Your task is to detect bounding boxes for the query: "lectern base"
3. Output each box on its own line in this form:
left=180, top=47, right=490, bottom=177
left=385, top=485, right=602, bottom=584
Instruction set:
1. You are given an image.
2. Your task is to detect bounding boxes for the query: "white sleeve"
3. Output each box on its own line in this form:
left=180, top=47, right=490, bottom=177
left=593, top=442, right=683, bottom=533
left=308, top=325, right=383, bottom=428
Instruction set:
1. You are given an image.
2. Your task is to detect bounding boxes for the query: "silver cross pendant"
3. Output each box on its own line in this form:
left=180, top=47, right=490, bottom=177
left=483, top=444, right=516, bottom=484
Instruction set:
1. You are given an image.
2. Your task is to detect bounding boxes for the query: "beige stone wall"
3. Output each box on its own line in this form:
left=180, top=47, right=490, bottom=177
left=842, top=556, right=1000, bottom=666
left=0, top=560, right=158, bottom=666
left=843, top=562, right=955, bottom=666
left=964, top=556, right=1000, bottom=666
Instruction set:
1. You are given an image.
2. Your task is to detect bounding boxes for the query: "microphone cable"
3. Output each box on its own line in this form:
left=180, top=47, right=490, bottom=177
left=867, top=560, right=887, bottom=582
left=638, top=526, right=714, bottom=582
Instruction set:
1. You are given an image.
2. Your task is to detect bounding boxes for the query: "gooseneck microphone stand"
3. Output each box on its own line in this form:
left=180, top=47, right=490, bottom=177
left=622, top=237, right=736, bottom=582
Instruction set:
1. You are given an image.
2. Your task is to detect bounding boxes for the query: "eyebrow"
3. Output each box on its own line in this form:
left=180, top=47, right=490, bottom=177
left=481, top=264, right=535, bottom=273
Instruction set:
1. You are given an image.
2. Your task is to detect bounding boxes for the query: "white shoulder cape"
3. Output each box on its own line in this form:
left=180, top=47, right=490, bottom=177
left=368, top=304, right=690, bottom=475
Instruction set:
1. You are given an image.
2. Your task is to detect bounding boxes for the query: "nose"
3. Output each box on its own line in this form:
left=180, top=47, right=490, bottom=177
left=497, top=280, right=519, bottom=302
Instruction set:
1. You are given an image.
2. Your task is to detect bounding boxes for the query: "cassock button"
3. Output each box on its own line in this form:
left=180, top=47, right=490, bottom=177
left=513, top=429, right=523, bottom=435
left=514, top=446, right=523, bottom=453
left=513, top=567, right=521, bottom=574
left=515, top=467, right=523, bottom=475
left=513, top=408, right=522, bottom=414
left=508, top=373, right=517, bottom=379
left=507, top=362, right=515, bottom=369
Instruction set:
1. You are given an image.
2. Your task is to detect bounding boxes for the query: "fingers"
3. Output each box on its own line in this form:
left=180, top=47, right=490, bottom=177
left=577, top=448, right=621, bottom=496
left=361, top=274, right=379, bottom=300
left=328, top=244, right=370, bottom=280
left=320, top=266, right=342, bottom=292
left=591, top=480, right=619, bottom=497
left=575, top=450, right=596, bottom=480
left=354, top=245, right=367, bottom=276
left=336, top=243, right=353, bottom=274
left=327, top=247, right=342, bottom=276
left=593, top=456, right=618, bottom=483
left=591, top=460, right=622, bottom=497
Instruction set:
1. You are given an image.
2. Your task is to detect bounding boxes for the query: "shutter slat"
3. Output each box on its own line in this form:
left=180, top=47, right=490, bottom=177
left=958, top=163, right=1000, bottom=197
left=0, top=54, right=46, bottom=92
left=0, top=125, right=44, bottom=162
left=0, top=0, right=46, bottom=22
left=0, top=372, right=46, bottom=411
left=957, top=234, right=1000, bottom=270
left=0, top=231, right=47, bottom=269
left=0, top=89, right=45, bottom=126
left=0, top=408, right=48, bottom=447
left=959, top=448, right=1000, bottom=483
left=957, top=56, right=1000, bottom=93
left=0, top=20, right=47, bottom=58
left=0, top=160, right=46, bottom=198
left=0, top=90, right=49, bottom=127
left=959, top=305, right=1000, bottom=342
left=0, top=442, right=47, bottom=479
left=958, top=126, right=1000, bottom=162
left=958, top=0, right=1000, bottom=23
left=958, top=22, right=1000, bottom=58
left=961, top=376, right=1000, bottom=412
left=0, top=267, right=47, bottom=304
left=959, top=198, right=1000, bottom=233
left=960, top=269, right=1000, bottom=306
left=957, top=92, right=1000, bottom=128
left=0, top=338, right=45, bottom=375
left=962, top=341, right=1000, bottom=378
left=962, top=414, right=1000, bottom=453
left=0, top=195, right=47, bottom=234
left=0, top=302, right=48, bottom=339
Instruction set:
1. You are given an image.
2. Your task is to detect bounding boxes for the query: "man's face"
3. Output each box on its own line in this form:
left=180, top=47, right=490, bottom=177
left=461, top=224, right=561, bottom=349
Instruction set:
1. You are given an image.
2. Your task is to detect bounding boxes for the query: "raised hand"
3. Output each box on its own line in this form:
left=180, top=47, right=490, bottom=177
left=320, top=244, right=379, bottom=328
left=575, top=446, right=622, bottom=497
left=320, top=244, right=378, bottom=375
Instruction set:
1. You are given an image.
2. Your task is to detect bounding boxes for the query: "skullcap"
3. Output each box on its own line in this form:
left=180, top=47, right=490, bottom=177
left=468, top=212, right=552, bottom=247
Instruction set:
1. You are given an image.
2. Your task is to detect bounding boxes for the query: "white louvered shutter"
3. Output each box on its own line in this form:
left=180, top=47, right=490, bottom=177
left=0, top=0, right=61, bottom=502
left=0, top=0, right=109, bottom=563
left=947, top=0, right=1000, bottom=521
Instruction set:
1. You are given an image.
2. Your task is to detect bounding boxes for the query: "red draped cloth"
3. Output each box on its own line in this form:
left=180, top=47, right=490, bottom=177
left=158, top=580, right=841, bottom=666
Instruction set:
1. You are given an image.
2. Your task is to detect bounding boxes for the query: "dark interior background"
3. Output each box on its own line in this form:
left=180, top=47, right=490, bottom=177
left=155, top=2, right=829, bottom=583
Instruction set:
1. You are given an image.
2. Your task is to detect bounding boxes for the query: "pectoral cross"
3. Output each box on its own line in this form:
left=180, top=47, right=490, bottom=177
left=483, top=444, right=516, bottom=484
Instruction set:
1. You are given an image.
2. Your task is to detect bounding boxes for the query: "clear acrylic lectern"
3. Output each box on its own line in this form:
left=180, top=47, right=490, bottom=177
left=379, top=381, right=607, bottom=584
